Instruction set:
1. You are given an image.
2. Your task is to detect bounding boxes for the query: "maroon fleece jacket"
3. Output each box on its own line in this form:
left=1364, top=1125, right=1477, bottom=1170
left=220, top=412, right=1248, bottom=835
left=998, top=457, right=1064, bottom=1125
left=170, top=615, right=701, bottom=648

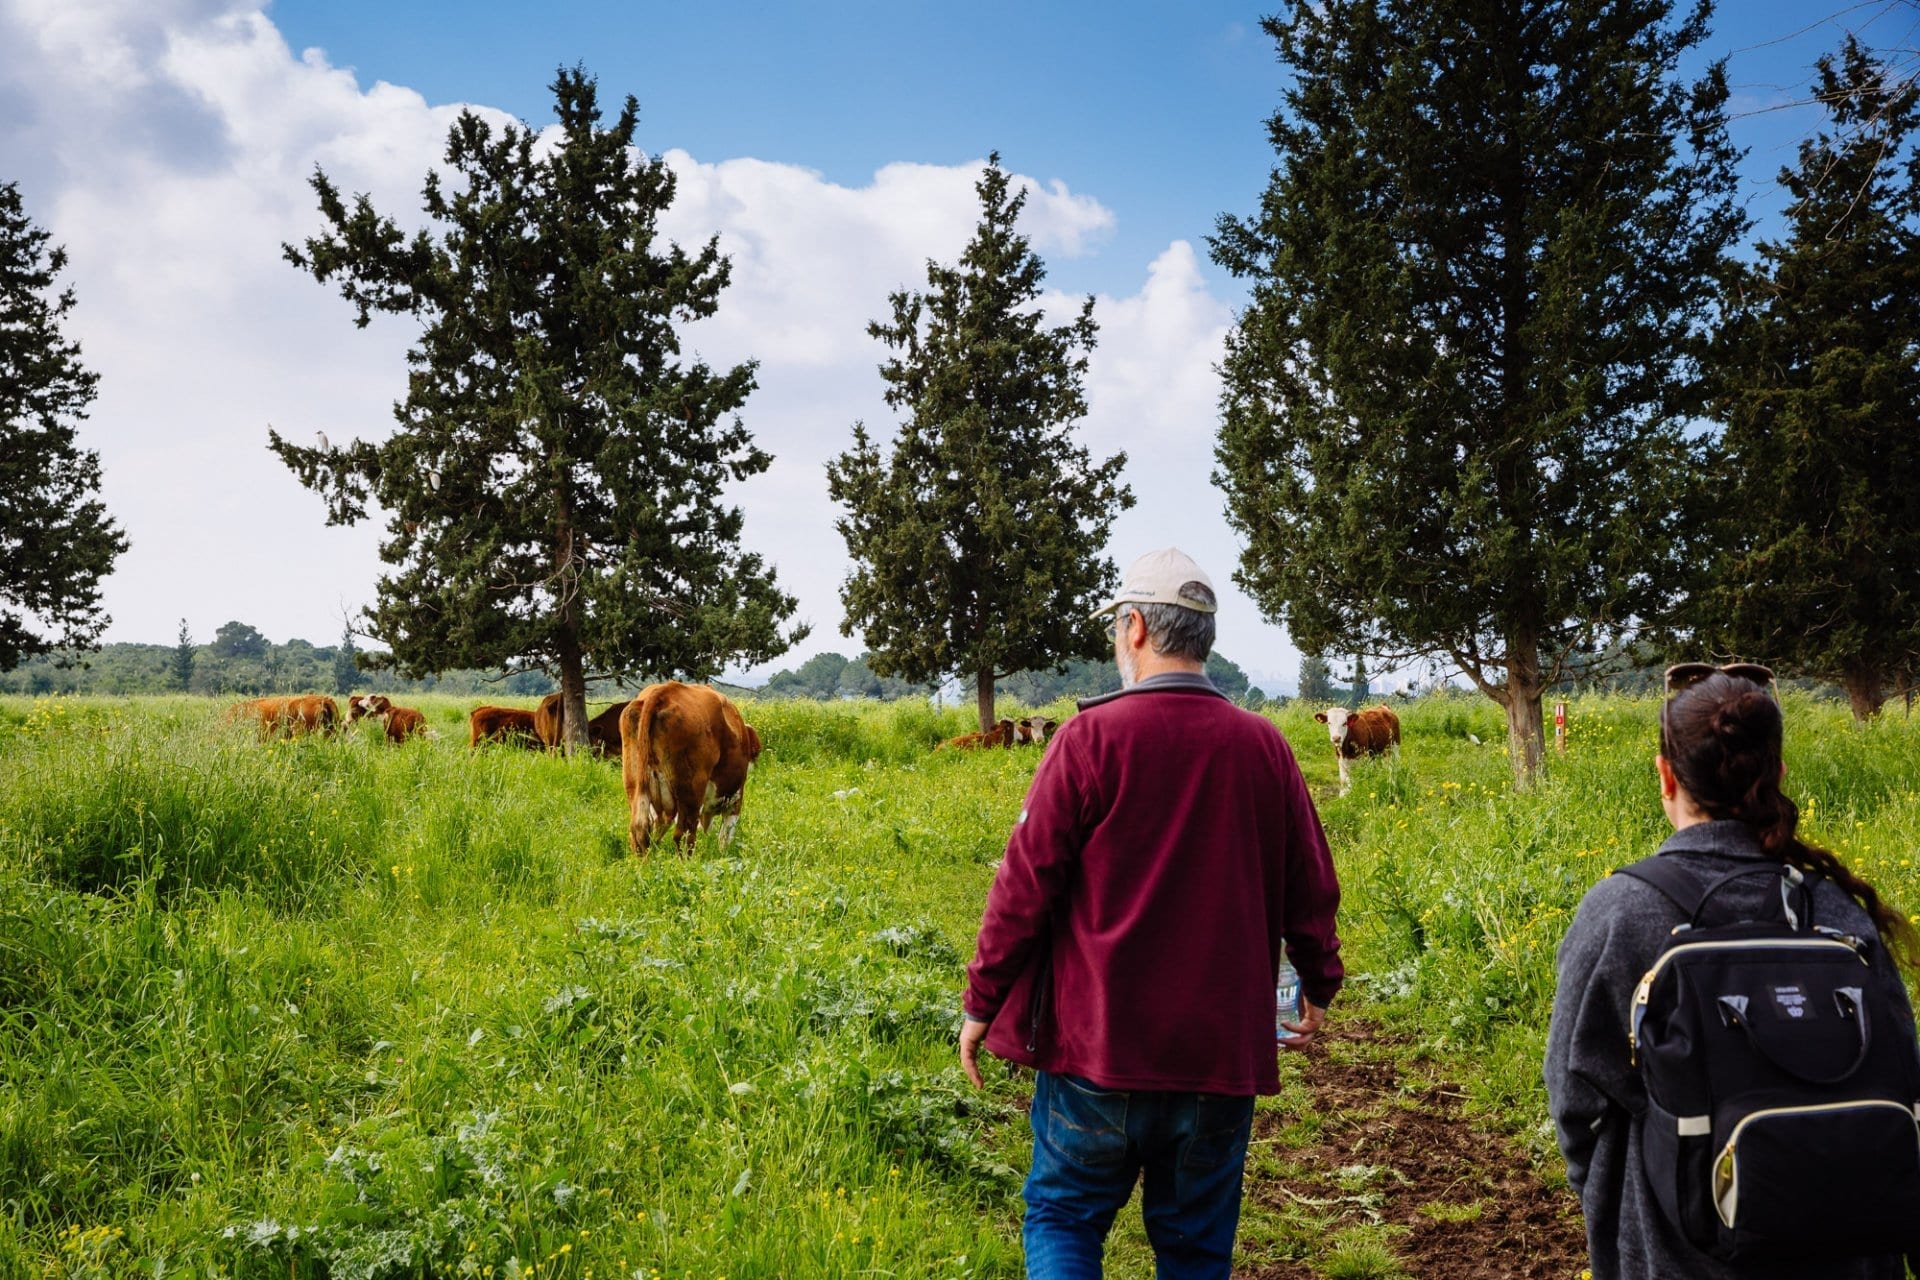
left=963, top=674, right=1344, bottom=1095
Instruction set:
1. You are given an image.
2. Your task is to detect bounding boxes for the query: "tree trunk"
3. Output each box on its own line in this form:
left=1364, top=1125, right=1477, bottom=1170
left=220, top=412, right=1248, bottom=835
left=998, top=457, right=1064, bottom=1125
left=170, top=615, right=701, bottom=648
left=977, top=669, right=996, bottom=733
left=1505, top=642, right=1545, bottom=789
left=557, top=633, right=590, bottom=755
left=1842, top=666, right=1884, bottom=723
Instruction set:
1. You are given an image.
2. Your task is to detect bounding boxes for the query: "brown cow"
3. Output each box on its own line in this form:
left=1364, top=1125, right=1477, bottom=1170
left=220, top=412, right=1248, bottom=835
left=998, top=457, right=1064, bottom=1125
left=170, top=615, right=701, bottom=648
left=350, top=694, right=430, bottom=743
left=228, top=695, right=339, bottom=738
left=528, top=692, right=626, bottom=756
left=942, top=718, right=1016, bottom=751
left=586, top=701, right=628, bottom=759
left=469, top=705, right=540, bottom=748
left=620, top=682, right=762, bottom=854
left=1313, top=704, right=1401, bottom=792
left=533, top=692, right=566, bottom=750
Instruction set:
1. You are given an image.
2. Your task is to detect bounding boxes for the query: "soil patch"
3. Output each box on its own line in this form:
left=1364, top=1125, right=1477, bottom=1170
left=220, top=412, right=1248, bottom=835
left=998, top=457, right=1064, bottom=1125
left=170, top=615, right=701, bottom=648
left=1236, top=1021, right=1588, bottom=1280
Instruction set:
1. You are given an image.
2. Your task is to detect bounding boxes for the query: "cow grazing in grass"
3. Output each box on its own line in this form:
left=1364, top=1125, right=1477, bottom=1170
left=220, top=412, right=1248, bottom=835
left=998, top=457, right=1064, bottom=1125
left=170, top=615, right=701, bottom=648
left=943, top=718, right=1016, bottom=751
left=586, top=701, right=628, bottom=759
left=469, top=704, right=540, bottom=748
left=620, top=682, right=762, bottom=854
left=533, top=692, right=567, bottom=750
left=229, top=695, right=339, bottom=738
left=1313, top=704, right=1401, bottom=792
left=351, top=694, right=430, bottom=743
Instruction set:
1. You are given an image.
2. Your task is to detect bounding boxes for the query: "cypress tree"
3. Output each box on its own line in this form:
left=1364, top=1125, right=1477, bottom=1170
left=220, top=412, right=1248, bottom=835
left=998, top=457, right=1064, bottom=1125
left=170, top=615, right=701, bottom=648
left=1703, top=37, right=1920, bottom=720
left=0, top=180, right=129, bottom=671
left=172, top=619, right=194, bottom=692
left=827, top=156, right=1132, bottom=730
left=271, top=68, right=801, bottom=748
left=332, top=623, right=359, bottom=697
left=1211, top=0, right=1744, bottom=785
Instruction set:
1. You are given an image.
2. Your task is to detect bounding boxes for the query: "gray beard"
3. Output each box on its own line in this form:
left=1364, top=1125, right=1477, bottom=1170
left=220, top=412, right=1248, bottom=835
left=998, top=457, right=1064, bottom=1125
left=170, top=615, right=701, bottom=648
left=1117, top=650, right=1140, bottom=689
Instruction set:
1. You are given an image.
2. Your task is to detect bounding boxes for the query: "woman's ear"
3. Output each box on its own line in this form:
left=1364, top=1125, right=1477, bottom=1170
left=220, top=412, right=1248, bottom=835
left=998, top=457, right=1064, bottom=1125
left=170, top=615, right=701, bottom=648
left=1656, top=754, right=1679, bottom=800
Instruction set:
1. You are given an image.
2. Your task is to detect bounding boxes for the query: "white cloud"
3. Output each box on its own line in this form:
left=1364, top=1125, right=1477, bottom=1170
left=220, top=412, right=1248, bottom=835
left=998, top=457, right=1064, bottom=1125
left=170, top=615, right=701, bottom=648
left=1, top=0, right=1311, bottom=693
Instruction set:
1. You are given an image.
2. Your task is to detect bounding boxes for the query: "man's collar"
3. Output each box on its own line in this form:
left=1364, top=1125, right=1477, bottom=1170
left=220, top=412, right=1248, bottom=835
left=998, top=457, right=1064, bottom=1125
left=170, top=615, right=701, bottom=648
left=1077, top=670, right=1229, bottom=711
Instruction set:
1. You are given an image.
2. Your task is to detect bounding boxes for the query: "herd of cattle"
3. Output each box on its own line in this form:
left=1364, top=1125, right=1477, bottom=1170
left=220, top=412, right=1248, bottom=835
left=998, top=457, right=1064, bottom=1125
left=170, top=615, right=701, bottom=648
left=226, top=684, right=761, bottom=854
left=940, top=716, right=1059, bottom=751
left=222, top=689, right=1406, bottom=853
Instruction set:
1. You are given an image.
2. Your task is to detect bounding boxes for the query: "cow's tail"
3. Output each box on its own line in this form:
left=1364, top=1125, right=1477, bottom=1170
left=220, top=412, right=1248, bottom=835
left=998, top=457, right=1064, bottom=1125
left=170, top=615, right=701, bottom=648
left=623, top=690, right=663, bottom=852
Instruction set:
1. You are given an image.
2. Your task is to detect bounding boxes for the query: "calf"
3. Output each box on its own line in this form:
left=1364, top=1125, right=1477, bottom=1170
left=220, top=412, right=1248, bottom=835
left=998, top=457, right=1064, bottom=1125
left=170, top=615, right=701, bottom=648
left=620, top=682, right=762, bottom=854
left=1313, top=704, right=1401, bottom=792
left=469, top=704, right=540, bottom=748
left=942, top=718, right=1016, bottom=751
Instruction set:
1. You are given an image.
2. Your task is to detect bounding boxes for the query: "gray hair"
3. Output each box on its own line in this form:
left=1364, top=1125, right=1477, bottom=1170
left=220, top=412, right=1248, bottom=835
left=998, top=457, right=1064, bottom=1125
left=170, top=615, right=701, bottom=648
left=1125, top=581, right=1216, bottom=662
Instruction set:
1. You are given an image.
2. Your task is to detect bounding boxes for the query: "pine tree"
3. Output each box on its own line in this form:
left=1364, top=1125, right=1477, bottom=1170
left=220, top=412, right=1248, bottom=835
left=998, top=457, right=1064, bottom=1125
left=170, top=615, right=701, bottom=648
left=0, top=180, right=129, bottom=671
left=332, top=623, right=359, bottom=696
left=1349, top=655, right=1370, bottom=707
left=172, top=620, right=194, bottom=692
left=1702, top=38, right=1920, bottom=720
left=1211, top=0, right=1744, bottom=785
left=827, top=156, right=1132, bottom=731
left=271, top=68, right=801, bottom=749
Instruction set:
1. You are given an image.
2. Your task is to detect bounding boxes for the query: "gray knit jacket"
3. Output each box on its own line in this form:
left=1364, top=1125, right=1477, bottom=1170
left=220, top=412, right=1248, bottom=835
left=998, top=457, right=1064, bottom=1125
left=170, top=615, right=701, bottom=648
left=1544, top=819, right=1918, bottom=1280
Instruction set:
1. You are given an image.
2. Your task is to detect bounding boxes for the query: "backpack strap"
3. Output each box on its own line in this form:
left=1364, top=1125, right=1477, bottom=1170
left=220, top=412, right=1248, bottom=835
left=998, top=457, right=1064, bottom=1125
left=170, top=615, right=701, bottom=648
left=1615, top=855, right=1814, bottom=930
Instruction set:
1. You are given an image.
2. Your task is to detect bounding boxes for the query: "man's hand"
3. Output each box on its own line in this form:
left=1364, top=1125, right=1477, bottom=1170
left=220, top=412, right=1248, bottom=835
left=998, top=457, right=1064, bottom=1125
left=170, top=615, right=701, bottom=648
left=959, top=1016, right=990, bottom=1087
left=1279, top=999, right=1327, bottom=1051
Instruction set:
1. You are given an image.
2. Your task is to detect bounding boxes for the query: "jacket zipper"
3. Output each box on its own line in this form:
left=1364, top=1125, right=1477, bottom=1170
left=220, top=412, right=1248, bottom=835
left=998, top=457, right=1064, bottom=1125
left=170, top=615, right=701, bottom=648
left=1712, top=1099, right=1920, bottom=1229
left=1628, top=936, right=1864, bottom=1064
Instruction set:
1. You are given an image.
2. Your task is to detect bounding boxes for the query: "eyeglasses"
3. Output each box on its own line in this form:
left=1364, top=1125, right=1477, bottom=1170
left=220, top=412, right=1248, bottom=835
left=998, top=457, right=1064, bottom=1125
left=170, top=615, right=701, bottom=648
left=1104, top=606, right=1134, bottom=640
left=1664, top=662, right=1776, bottom=698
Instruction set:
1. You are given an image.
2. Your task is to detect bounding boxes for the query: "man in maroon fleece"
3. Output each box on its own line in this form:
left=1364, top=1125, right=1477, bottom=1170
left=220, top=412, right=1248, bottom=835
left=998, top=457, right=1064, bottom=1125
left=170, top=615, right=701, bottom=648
left=959, top=547, right=1343, bottom=1279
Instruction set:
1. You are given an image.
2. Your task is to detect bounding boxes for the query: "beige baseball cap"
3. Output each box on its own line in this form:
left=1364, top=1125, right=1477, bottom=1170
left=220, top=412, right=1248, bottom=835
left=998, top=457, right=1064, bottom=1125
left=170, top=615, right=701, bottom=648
left=1090, top=547, right=1218, bottom=618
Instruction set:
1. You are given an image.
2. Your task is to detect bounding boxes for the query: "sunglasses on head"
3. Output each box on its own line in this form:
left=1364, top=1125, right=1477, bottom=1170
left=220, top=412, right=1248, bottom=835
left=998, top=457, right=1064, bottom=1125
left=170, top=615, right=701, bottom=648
left=1664, top=662, right=1776, bottom=697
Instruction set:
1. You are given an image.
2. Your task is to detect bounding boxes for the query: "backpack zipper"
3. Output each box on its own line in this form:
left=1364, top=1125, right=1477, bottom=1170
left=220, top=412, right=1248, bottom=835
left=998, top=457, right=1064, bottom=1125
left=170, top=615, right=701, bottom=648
left=1628, top=935, right=1865, bottom=1064
left=1712, top=1099, right=1920, bottom=1229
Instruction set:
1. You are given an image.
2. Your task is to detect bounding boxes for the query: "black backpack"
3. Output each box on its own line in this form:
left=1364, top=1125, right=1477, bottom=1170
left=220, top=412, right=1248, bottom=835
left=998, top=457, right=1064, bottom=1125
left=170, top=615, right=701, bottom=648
left=1617, top=854, right=1920, bottom=1261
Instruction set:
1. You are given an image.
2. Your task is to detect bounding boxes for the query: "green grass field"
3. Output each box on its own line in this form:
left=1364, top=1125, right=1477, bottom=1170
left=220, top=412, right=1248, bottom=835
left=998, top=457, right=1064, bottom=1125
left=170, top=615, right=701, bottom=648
left=2, top=691, right=1916, bottom=1278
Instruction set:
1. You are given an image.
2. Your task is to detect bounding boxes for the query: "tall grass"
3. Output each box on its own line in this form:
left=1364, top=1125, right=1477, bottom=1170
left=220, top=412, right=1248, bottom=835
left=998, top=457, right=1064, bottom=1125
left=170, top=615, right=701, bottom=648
left=1, top=691, right=1916, bottom=1275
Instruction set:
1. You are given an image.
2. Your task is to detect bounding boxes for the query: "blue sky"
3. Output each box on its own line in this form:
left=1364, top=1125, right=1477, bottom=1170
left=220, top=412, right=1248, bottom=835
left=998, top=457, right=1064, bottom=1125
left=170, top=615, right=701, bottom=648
left=4, top=0, right=1911, bottom=693
left=267, top=0, right=1905, bottom=292
left=265, top=1, right=1286, bottom=301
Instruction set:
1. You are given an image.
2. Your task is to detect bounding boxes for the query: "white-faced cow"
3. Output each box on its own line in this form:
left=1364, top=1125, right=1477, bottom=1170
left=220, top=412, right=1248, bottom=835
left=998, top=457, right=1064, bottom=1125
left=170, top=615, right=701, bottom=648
left=1014, top=716, right=1060, bottom=746
left=1313, top=704, right=1401, bottom=793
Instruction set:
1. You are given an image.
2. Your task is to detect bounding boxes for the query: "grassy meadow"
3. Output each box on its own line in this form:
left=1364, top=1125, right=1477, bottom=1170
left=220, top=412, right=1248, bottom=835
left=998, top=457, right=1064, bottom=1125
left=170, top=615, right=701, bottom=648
left=2, top=690, right=1918, bottom=1278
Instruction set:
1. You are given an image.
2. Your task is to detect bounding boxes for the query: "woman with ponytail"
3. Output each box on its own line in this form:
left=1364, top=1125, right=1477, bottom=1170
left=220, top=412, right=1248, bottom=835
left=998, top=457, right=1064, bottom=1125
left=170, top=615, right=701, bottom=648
left=1544, top=666, right=1920, bottom=1279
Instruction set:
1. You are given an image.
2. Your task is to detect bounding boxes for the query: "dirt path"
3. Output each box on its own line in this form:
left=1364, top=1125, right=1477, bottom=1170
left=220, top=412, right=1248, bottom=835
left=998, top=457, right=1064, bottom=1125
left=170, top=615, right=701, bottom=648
left=1235, top=1021, right=1588, bottom=1280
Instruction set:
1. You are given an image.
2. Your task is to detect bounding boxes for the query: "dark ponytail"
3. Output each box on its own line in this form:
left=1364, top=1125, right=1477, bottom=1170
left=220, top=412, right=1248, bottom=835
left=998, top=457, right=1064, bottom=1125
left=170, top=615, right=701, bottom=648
left=1662, top=673, right=1920, bottom=972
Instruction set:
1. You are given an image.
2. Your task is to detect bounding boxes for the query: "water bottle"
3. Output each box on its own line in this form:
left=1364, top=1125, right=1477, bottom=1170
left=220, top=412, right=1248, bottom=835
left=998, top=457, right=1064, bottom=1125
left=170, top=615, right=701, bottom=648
left=1276, top=947, right=1303, bottom=1044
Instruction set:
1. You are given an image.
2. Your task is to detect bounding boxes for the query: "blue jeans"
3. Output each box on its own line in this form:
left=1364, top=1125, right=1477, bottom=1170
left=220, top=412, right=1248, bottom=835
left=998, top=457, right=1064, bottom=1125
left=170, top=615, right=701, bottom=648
left=1022, top=1071, right=1257, bottom=1280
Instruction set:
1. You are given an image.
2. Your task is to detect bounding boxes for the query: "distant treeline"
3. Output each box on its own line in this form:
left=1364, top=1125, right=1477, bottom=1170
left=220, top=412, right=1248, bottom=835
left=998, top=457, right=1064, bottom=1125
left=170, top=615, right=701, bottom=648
left=744, top=650, right=1266, bottom=706
left=0, top=621, right=563, bottom=699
